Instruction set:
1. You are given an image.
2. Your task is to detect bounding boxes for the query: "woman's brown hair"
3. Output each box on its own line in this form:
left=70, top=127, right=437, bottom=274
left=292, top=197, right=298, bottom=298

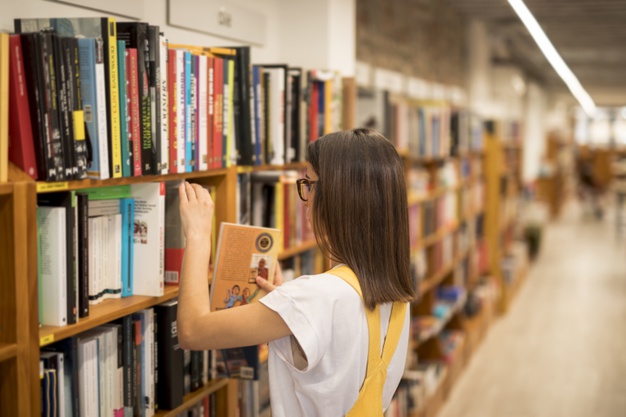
left=307, top=128, right=415, bottom=310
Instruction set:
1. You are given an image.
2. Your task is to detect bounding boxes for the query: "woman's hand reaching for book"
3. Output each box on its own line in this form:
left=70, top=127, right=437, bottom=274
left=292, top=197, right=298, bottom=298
left=256, top=262, right=285, bottom=293
left=179, top=181, right=214, bottom=246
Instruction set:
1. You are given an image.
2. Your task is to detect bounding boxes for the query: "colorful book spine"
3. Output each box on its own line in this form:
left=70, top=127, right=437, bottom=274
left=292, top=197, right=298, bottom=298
left=95, top=38, right=111, bottom=180
left=226, top=59, right=236, bottom=167
left=198, top=54, right=208, bottom=171
left=117, top=40, right=131, bottom=178
left=107, top=18, right=122, bottom=178
left=184, top=51, right=193, bottom=172
left=120, top=198, right=135, bottom=298
left=126, top=48, right=142, bottom=177
left=159, top=34, right=169, bottom=175
left=176, top=50, right=186, bottom=172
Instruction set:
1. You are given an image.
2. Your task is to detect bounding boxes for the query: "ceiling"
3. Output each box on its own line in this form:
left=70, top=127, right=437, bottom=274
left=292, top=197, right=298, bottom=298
left=445, top=0, right=626, bottom=107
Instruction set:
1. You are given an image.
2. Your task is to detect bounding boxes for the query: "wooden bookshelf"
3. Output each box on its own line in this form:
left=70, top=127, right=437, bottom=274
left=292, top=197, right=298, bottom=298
left=0, top=343, right=17, bottom=363
left=35, top=168, right=231, bottom=194
left=0, top=183, right=12, bottom=195
left=39, top=285, right=180, bottom=347
left=278, top=239, right=318, bottom=261
left=154, top=379, right=231, bottom=417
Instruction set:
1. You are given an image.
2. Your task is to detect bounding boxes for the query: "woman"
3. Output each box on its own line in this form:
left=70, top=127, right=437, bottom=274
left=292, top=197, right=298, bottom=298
left=178, top=128, right=415, bottom=416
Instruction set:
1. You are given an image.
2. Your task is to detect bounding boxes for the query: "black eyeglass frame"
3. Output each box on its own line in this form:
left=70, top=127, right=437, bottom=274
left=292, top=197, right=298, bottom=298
left=296, top=178, right=317, bottom=202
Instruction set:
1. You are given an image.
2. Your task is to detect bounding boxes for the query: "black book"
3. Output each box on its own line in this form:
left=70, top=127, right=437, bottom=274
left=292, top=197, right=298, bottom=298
left=76, top=193, right=89, bottom=318
left=183, top=349, right=191, bottom=395
left=40, top=31, right=67, bottom=181
left=46, top=338, right=80, bottom=417
left=114, top=316, right=134, bottom=415
left=117, top=22, right=155, bottom=175
left=148, top=26, right=161, bottom=174
left=154, top=300, right=184, bottom=410
left=190, top=351, right=201, bottom=391
left=262, top=71, right=271, bottom=165
left=52, top=31, right=76, bottom=179
left=64, top=36, right=89, bottom=179
left=219, top=47, right=253, bottom=166
left=20, top=33, right=52, bottom=181
left=288, top=68, right=303, bottom=163
left=38, top=191, right=78, bottom=325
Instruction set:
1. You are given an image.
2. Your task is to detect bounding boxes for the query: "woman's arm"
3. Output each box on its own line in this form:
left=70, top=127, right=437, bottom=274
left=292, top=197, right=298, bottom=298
left=177, top=182, right=291, bottom=351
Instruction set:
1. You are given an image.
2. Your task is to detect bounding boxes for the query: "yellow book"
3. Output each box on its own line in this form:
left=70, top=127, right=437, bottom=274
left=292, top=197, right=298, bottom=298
left=0, top=33, right=9, bottom=182
left=106, top=18, right=122, bottom=178
left=324, top=79, right=332, bottom=135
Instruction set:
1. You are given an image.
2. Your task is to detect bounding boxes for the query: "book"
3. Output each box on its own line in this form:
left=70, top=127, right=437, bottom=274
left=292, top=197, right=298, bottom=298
left=76, top=193, right=90, bottom=318
left=117, top=40, right=131, bottom=178
left=207, top=223, right=277, bottom=382
left=130, top=183, right=165, bottom=297
left=155, top=300, right=184, bottom=410
left=7, top=34, right=38, bottom=179
left=15, top=17, right=123, bottom=179
left=126, top=47, right=142, bottom=177
left=158, top=34, right=169, bottom=175
left=210, top=223, right=280, bottom=311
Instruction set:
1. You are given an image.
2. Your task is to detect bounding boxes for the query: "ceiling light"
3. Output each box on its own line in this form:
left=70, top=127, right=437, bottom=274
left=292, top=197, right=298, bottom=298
left=508, top=0, right=597, bottom=116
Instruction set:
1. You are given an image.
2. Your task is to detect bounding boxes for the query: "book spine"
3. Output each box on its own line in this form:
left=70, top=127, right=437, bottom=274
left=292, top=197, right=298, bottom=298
left=148, top=26, right=161, bottom=175
left=52, top=33, right=76, bottom=180
left=189, top=53, right=197, bottom=172
left=8, top=34, right=38, bottom=179
left=167, top=49, right=177, bottom=174
left=38, top=207, right=67, bottom=326
left=132, top=317, right=143, bottom=417
left=77, top=193, right=89, bottom=318
left=184, top=52, right=192, bottom=172
left=127, top=48, right=142, bottom=177
left=227, top=59, right=236, bottom=167
left=155, top=302, right=184, bottom=410
left=140, top=32, right=154, bottom=176
left=159, top=35, right=169, bottom=175
left=117, top=40, right=131, bottom=178
left=176, top=50, right=186, bottom=172
left=66, top=37, right=88, bottom=180
left=206, top=57, right=214, bottom=170
left=94, top=38, right=111, bottom=179
left=120, top=316, right=133, bottom=417
left=120, top=198, right=133, bottom=297
left=198, top=54, right=208, bottom=171
left=214, top=58, right=223, bottom=169
left=104, top=18, right=122, bottom=178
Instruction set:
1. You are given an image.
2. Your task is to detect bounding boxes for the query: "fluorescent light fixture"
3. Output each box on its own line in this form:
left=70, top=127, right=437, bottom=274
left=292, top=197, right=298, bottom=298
left=508, top=0, right=597, bottom=116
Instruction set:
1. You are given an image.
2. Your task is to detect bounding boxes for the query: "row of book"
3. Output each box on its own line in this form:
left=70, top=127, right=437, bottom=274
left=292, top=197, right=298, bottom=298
left=356, top=88, right=484, bottom=160
left=36, top=180, right=219, bottom=327
left=7, top=17, right=344, bottom=182
left=39, top=300, right=216, bottom=417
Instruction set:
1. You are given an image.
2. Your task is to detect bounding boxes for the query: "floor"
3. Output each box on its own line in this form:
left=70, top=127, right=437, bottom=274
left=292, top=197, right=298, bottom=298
left=439, top=204, right=626, bottom=417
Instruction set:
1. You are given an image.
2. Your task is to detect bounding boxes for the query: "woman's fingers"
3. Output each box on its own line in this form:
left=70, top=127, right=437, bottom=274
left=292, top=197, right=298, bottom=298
left=256, top=276, right=276, bottom=292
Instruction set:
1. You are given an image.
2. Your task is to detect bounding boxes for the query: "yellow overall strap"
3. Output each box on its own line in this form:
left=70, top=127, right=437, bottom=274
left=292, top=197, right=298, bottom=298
left=328, top=266, right=407, bottom=415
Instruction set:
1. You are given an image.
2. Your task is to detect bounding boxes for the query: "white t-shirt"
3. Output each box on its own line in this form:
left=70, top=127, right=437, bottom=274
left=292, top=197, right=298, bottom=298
left=259, top=269, right=410, bottom=417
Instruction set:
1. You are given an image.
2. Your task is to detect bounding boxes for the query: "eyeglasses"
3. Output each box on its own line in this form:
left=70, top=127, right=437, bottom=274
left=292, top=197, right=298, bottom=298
left=296, top=178, right=317, bottom=202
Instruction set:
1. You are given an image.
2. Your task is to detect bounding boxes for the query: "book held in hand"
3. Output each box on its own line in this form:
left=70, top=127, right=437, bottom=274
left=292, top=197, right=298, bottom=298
left=210, top=223, right=280, bottom=311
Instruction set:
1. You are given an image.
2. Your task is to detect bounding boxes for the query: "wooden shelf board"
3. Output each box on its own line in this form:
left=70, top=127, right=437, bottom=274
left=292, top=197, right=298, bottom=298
left=0, top=343, right=18, bottom=362
left=278, top=240, right=318, bottom=260
left=40, top=286, right=179, bottom=347
left=419, top=248, right=471, bottom=296
left=154, top=379, right=230, bottom=417
left=36, top=169, right=230, bottom=194
left=0, top=183, right=13, bottom=195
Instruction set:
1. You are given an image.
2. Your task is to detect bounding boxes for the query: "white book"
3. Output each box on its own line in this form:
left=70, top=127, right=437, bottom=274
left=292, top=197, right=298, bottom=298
left=108, top=214, right=122, bottom=299
left=202, top=350, right=209, bottom=385
left=77, top=335, right=99, bottom=417
left=88, top=200, right=121, bottom=217
left=101, top=215, right=111, bottom=301
left=40, top=351, right=66, bottom=417
left=264, top=68, right=286, bottom=165
left=38, top=206, right=68, bottom=327
left=95, top=52, right=110, bottom=180
left=100, top=323, right=123, bottom=414
left=131, top=183, right=165, bottom=296
left=160, top=34, right=169, bottom=175
left=198, top=54, right=208, bottom=171
left=175, top=50, right=186, bottom=172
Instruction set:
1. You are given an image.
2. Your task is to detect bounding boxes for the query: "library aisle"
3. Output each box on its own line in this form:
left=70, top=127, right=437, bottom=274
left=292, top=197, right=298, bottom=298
left=439, top=204, right=626, bottom=417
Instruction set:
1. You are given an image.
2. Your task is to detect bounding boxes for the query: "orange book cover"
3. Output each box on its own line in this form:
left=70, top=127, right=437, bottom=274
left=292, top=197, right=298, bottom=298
left=210, top=223, right=280, bottom=311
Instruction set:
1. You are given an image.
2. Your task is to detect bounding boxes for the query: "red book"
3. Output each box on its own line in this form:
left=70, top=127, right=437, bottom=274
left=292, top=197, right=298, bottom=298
left=8, top=35, right=38, bottom=179
left=126, top=48, right=142, bottom=176
left=212, top=57, right=224, bottom=169
left=167, top=49, right=178, bottom=174
left=206, top=56, right=214, bottom=170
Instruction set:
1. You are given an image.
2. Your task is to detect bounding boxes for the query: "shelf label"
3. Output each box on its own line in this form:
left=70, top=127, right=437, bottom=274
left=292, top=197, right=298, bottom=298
left=40, top=334, right=54, bottom=346
left=37, top=182, right=69, bottom=193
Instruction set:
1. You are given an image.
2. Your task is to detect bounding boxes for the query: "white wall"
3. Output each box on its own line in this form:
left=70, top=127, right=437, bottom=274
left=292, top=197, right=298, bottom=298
left=1, top=0, right=356, bottom=70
